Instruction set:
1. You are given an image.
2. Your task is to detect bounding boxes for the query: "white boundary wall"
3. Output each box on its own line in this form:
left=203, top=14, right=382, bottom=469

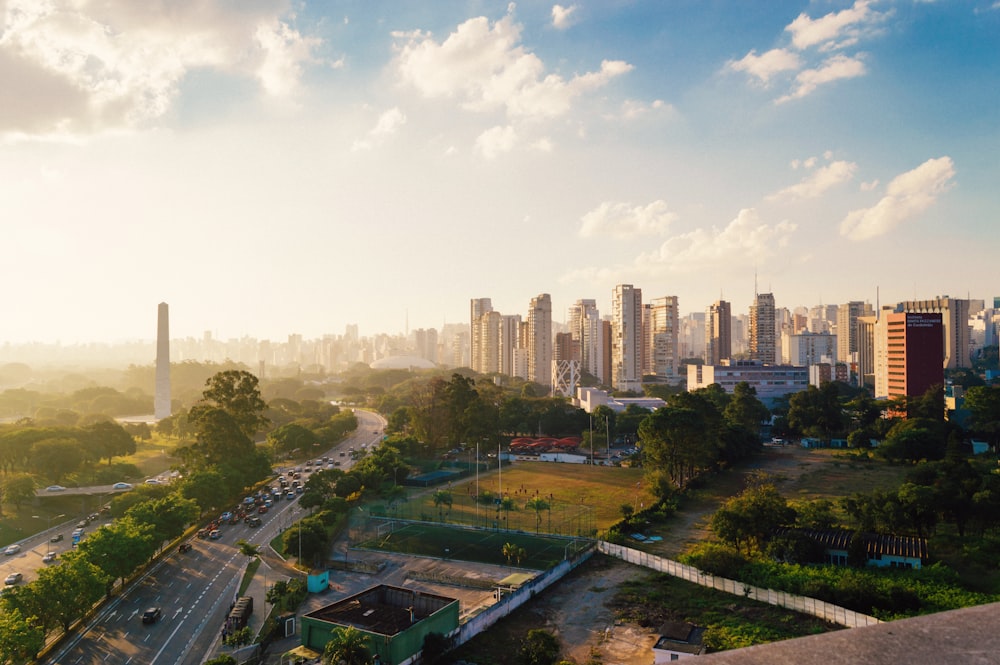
left=598, top=542, right=881, bottom=628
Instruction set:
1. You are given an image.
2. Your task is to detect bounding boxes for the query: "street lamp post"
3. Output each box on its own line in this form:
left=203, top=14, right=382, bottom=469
left=34, top=513, right=65, bottom=554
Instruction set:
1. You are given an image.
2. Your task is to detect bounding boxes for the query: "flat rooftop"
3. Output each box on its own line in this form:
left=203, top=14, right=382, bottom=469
left=304, top=584, right=456, bottom=637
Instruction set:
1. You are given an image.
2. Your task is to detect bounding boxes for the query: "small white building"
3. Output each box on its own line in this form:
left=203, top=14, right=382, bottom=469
left=652, top=621, right=706, bottom=661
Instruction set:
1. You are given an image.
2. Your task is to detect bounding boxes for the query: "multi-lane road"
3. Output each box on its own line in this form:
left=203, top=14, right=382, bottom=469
left=36, top=409, right=386, bottom=665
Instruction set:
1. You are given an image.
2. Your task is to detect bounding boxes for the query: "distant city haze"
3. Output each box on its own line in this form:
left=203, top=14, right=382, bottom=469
left=2, top=3, right=996, bottom=345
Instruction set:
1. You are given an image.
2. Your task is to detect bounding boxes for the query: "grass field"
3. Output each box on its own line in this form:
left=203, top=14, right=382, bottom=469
left=355, top=520, right=589, bottom=569
left=369, top=463, right=658, bottom=537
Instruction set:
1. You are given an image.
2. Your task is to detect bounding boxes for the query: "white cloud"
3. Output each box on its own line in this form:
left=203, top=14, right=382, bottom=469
left=728, top=48, right=801, bottom=84
left=785, top=0, right=879, bottom=51
left=551, top=5, right=579, bottom=30
left=351, top=107, right=407, bottom=151
left=840, top=157, right=955, bottom=241
left=860, top=179, right=879, bottom=192
left=777, top=54, right=866, bottom=103
left=636, top=209, right=797, bottom=272
left=767, top=160, right=857, bottom=201
left=578, top=201, right=678, bottom=239
left=619, top=98, right=672, bottom=120
left=475, top=125, right=519, bottom=159
left=394, top=10, right=631, bottom=120
left=0, top=0, right=322, bottom=137
left=254, top=21, right=322, bottom=97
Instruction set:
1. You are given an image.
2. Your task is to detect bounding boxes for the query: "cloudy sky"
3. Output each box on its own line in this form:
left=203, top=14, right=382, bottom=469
left=2, top=0, right=997, bottom=344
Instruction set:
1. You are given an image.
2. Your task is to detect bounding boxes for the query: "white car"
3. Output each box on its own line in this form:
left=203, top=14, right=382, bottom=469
left=112, top=482, right=133, bottom=490
left=45, top=485, right=66, bottom=492
left=42, top=551, right=57, bottom=563
left=4, top=572, right=22, bottom=585
left=4, top=544, right=21, bottom=556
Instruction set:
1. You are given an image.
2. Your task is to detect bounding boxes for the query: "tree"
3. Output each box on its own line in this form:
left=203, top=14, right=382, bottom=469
left=432, top=490, right=453, bottom=522
left=177, top=468, right=230, bottom=515
left=519, top=629, right=561, bottom=665
left=30, top=437, right=83, bottom=483
left=32, top=549, right=107, bottom=630
left=267, top=423, right=319, bottom=458
left=525, top=497, right=550, bottom=533
left=204, top=656, right=237, bottom=665
left=502, top=542, right=517, bottom=566
left=78, top=517, right=158, bottom=595
left=79, top=420, right=136, bottom=465
left=964, top=385, right=1000, bottom=451
left=723, top=382, right=770, bottom=431
left=126, top=494, right=199, bottom=545
left=223, top=626, right=253, bottom=647
left=787, top=382, right=844, bottom=439
left=0, top=473, right=36, bottom=513
left=0, top=607, right=44, bottom=665
left=191, top=370, right=270, bottom=439
left=710, top=482, right=795, bottom=554
left=421, top=631, right=453, bottom=665
left=236, top=539, right=260, bottom=562
left=282, top=516, right=329, bottom=567
left=322, top=626, right=371, bottom=665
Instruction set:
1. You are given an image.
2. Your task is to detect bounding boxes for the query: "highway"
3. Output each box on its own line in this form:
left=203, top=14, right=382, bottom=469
left=37, top=409, right=386, bottom=665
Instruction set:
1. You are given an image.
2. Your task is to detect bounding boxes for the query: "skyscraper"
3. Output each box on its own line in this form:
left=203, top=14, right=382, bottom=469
left=569, top=299, right=603, bottom=381
left=705, top=300, right=732, bottom=364
left=895, top=296, right=971, bottom=370
left=612, top=284, right=643, bottom=392
left=470, top=297, right=494, bottom=374
left=527, top=294, right=552, bottom=387
left=154, top=302, right=171, bottom=420
left=749, top=292, right=776, bottom=364
left=647, top=296, right=680, bottom=381
left=875, top=312, right=944, bottom=400
left=836, top=301, right=874, bottom=381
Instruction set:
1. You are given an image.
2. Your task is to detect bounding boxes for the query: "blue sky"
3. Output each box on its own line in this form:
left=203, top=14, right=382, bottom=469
left=1, top=1, right=997, bottom=344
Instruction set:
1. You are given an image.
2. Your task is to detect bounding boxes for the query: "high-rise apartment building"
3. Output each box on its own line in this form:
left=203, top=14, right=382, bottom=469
left=875, top=312, right=944, bottom=400
left=837, top=301, right=874, bottom=382
left=705, top=300, right=732, bottom=364
left=895, top=296, right=971, bottom=369
left=527, top=294, right=552, bottom=387
left=647, top=296, right=680, bottom=381
left=612, top=284, right=644, bottom=392
left=569, top=299, right=603, bottom=379
left=749, top=292, right=776, bottom=364
left=499, top=314, right=521, bottom=377
left=469, top=297, right=494, bottom=374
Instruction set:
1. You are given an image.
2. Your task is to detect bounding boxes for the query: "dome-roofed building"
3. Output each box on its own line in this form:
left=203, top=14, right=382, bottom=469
left=369, top=355, right=436, bottom=370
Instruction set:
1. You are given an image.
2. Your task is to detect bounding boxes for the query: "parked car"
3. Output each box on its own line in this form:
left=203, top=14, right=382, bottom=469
left=4, top=572, right=22, bottom=585
left=4, top=544, right=21, bottom=556
left=42, top=551, right=57, bottom=563
left=141, top=607, right=162, bottom=624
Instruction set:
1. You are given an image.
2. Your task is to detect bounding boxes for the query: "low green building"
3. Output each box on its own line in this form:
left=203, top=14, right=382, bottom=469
left=301, top=585, right=459, bottom=665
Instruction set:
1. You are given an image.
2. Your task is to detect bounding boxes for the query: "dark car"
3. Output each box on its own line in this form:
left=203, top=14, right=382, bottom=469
left=178, top=543, right=192, bottom=553
left=142, top=607, right=162, bottom=624
left=247, top=516, right=262, bottom=528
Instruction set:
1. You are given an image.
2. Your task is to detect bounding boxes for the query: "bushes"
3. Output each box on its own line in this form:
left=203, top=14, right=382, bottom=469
left=680, top=543, right=750, bottom=579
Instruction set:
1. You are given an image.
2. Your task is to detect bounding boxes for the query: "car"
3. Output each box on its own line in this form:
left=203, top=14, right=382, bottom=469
left=178, top=543, right=193, bottom=553
left=50, top=534, right=64, bottom=543
left=45, top=485, right=66, bottom=492
left=286, top=492, right=296, bottom=500
left=4, top=544, right=21, bottom=556
left=141, top=607, right=162, bottom=624
left=144, top=478, right=160, bottom=485
left=4, top=572, right=22, bottom=585
left=295, top=485, right=304, bottom=494
left=246, top=516, right=262, bottom=528
left=42, top=551, right=57, bottom=563
left=257, top=505, right=268, bottom=514
left=112, top=482, right=133, bottom=490
left=209, top=529, right=221, bottom=540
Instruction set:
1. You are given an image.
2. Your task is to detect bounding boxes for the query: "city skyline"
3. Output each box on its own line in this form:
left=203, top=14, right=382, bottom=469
left=3, top=1, right=997, bottom=345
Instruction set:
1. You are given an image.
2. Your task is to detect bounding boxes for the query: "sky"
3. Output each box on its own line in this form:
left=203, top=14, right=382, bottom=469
left=2, top=0, right=998, bottom=345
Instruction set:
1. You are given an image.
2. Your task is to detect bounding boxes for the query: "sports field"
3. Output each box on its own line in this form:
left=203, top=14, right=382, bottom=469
left=354, top=520, right=589, bottom=569
left=366, top=463, right=658, bottom=536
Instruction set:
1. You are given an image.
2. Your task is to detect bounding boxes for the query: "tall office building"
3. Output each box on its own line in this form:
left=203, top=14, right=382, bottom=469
left=612, top=284, right=644, bottom=392
left=499, top=314, right=521, bottom=377
left=705, top=300, right=732, bottom=364
left=837, top=301, right=874, bottom=382
left=569, top=299, right=604, bottom=381
left=749, top=292, right=776, bottom=364
left=154, top=302, right=171, bottom=420
left=875, top=312, right=944, bottom=400
left=895, top=296, right=971, bottom=369
left=470, top=297, right=494, bottom=374
left=647, top=296, right=680, bottom=381
left=527, top=294, right=552, bottom=387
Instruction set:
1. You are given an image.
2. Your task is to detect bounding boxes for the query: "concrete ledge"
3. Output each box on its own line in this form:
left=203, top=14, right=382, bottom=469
left=699, top=602, right=1000, bottom=665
